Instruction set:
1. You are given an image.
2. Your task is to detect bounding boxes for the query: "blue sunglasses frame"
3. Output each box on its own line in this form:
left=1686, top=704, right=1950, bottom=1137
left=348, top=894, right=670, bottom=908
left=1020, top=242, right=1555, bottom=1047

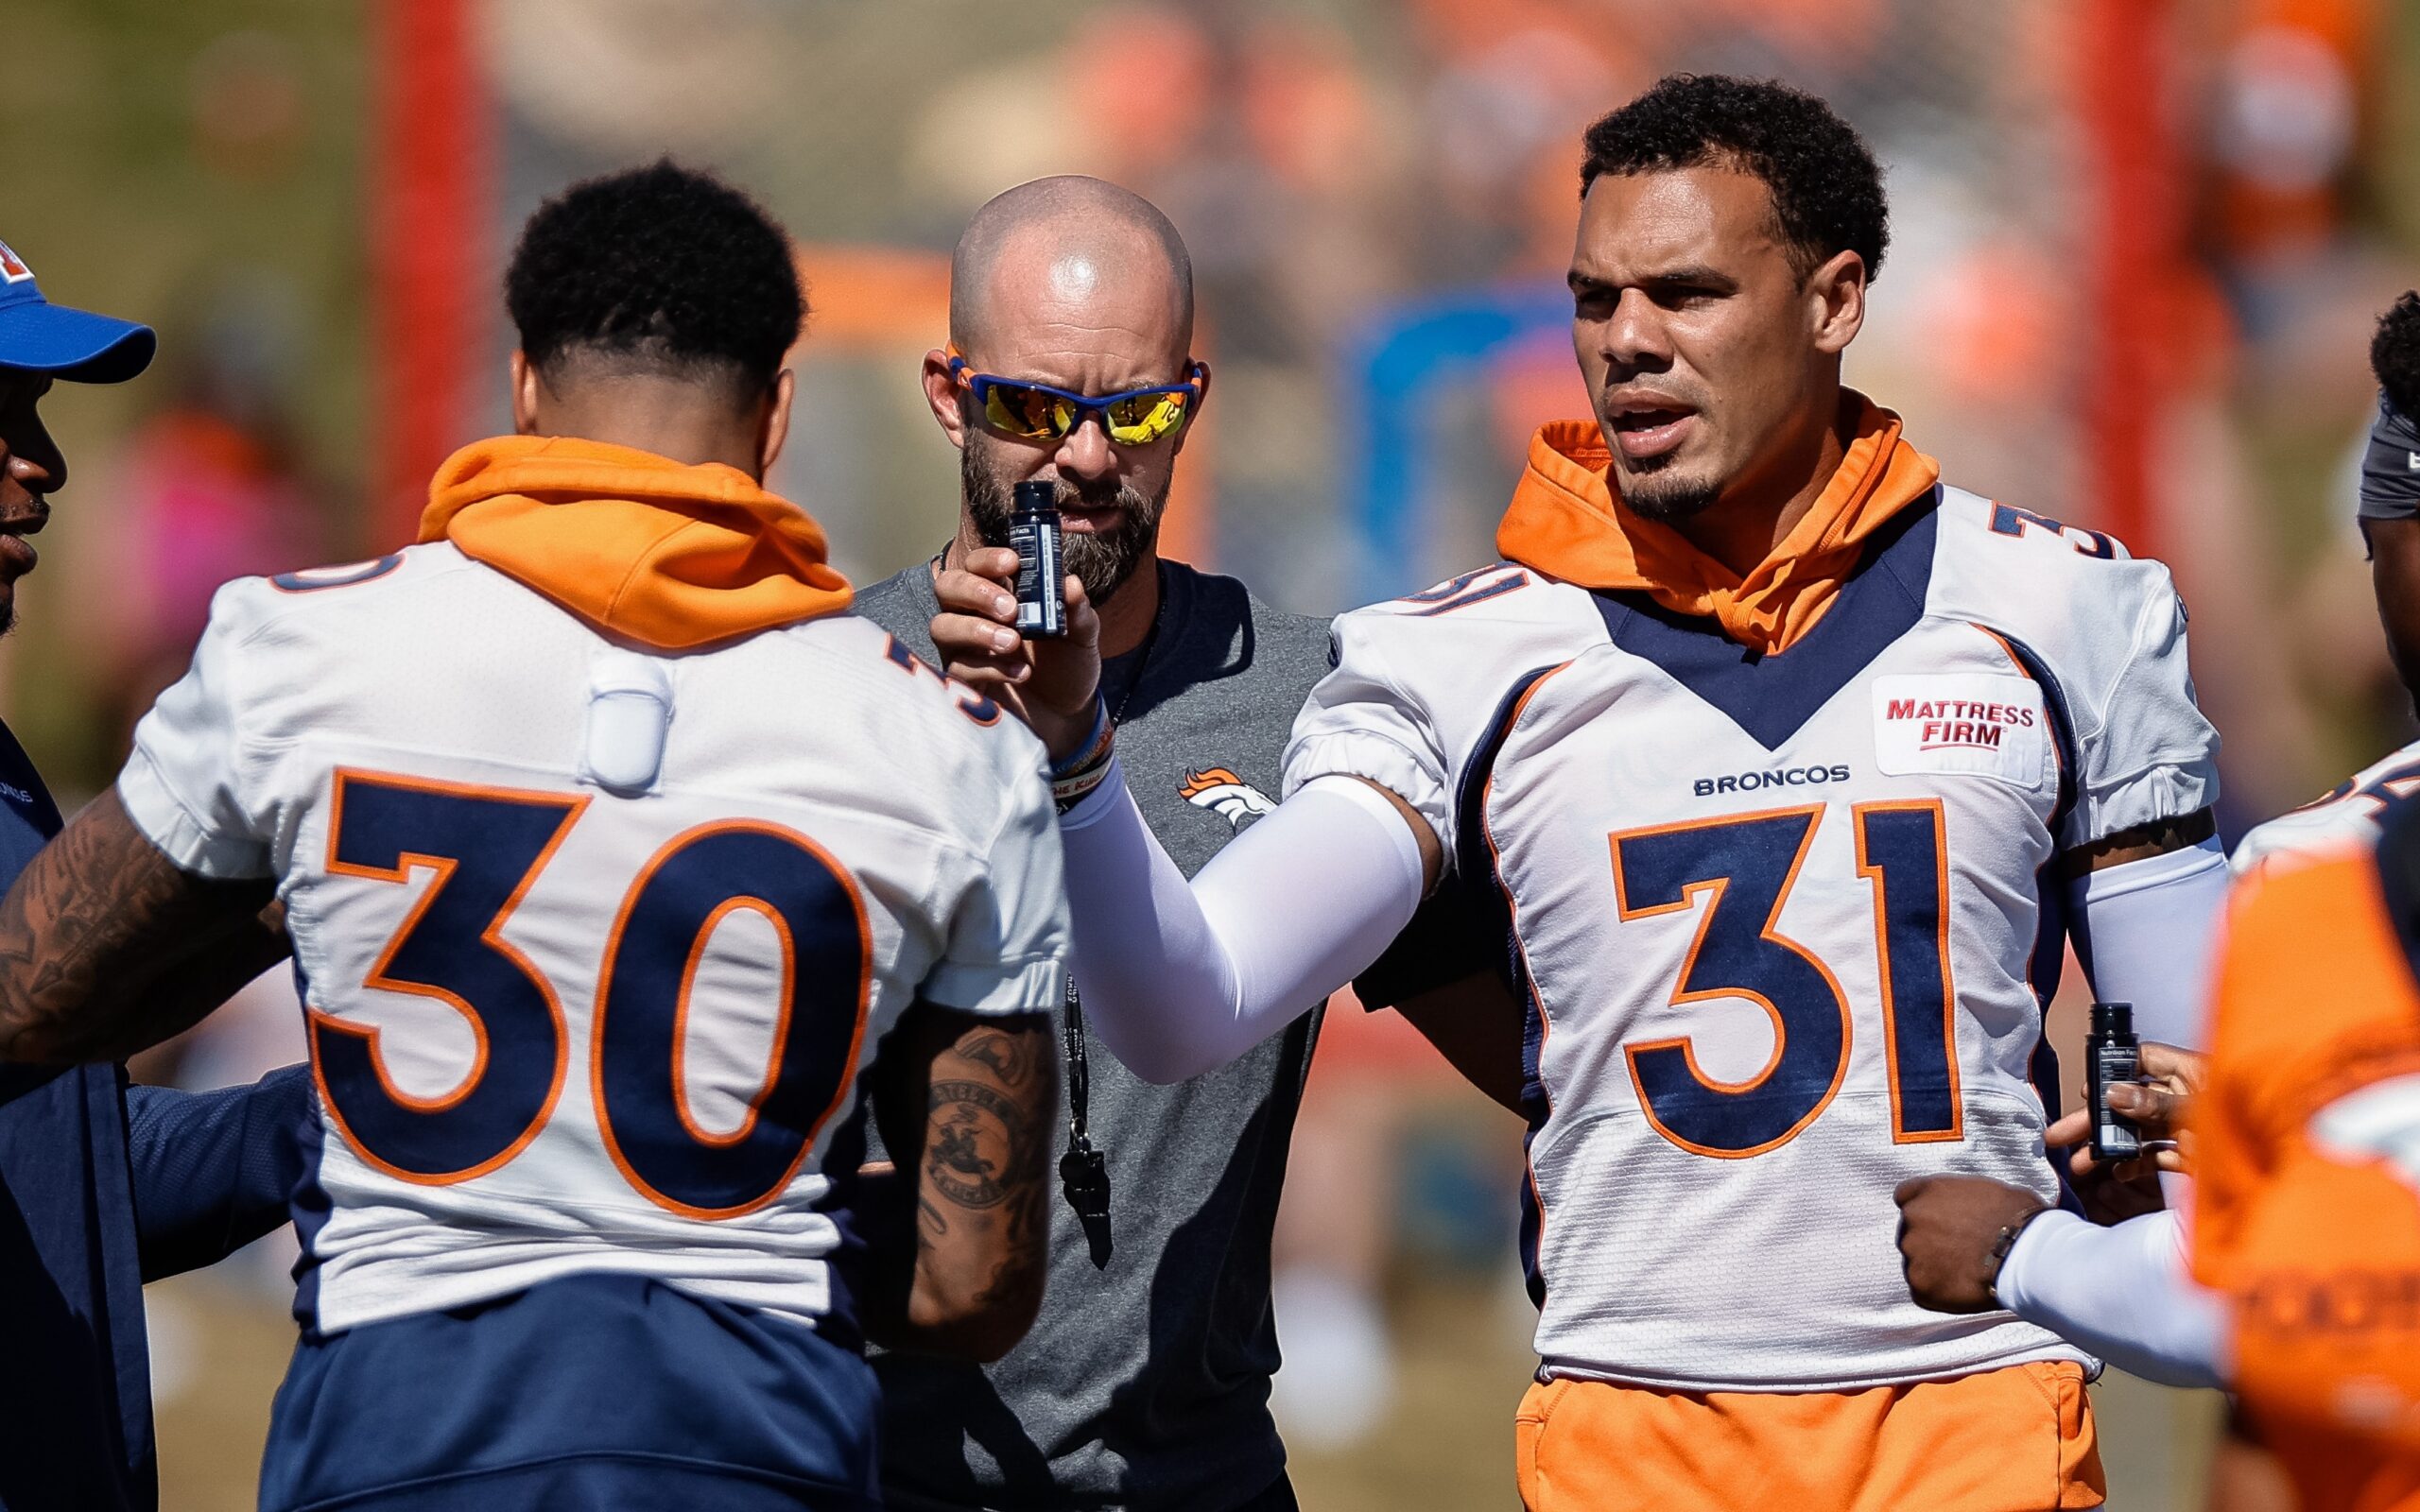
left=946, top=354, right=1204, bottom=442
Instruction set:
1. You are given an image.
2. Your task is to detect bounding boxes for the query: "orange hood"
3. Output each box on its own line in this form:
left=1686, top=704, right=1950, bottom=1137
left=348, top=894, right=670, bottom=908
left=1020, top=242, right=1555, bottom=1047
left=1495, top=393, right=1940, bottom=653
left=419, top=436, right=853, bottom=650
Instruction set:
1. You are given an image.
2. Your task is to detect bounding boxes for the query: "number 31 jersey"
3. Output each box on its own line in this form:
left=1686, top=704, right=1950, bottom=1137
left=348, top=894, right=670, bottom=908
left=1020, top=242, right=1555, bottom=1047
left=1287, top=487, right=2219, bottom=1390
left=115, top=544, right=1067, bottom=1337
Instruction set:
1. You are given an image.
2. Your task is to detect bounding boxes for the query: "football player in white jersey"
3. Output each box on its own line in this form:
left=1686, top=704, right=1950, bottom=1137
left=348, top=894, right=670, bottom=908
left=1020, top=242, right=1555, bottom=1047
left=1893, top=289, right=2420, bottom=1465
left=0, top=163, right=1066, bottom=1512
left=928, top=77, right=2232, bottom=1508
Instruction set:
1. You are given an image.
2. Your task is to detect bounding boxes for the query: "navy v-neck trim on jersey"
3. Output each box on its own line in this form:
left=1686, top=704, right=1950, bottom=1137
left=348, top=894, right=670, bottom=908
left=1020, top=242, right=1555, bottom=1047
left=1591, top=493, right=1941, bottom=751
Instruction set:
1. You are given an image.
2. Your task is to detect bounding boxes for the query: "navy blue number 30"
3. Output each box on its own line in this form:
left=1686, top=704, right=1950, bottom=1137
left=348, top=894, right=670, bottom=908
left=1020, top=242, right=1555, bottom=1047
left=316, top=771, right=870, bottom=1217
left=1611, top=801, right=1962, bottom=1158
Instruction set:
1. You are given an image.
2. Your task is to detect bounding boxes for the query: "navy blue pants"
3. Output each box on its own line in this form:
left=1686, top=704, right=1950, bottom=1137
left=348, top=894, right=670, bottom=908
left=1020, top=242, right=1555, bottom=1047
left=260, top=1274, right=878, bottom=1511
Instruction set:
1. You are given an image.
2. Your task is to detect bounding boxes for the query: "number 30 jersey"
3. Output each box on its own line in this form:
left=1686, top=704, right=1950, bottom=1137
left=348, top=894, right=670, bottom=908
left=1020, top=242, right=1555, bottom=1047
left=115, top=544, right=1067, bottom=1338
left=1286, top=486, right=2220, bottom=1390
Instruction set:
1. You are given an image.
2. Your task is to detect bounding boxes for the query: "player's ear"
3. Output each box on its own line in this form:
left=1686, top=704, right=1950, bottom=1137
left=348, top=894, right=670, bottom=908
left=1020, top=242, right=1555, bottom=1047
left=757, top=368, right=796, bottom=481
left=1807, top=249, right=1866, bottom=357
left=510, top=351, right=544, bottom=437
left=923, top=348, right=969, bottom=451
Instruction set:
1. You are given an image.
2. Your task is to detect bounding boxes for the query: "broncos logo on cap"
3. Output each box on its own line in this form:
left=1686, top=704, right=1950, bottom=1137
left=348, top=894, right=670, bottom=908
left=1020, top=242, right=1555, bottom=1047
left=0, top=240, right=32, bottom=284
left=1179, top=767, right=1274, bottom=829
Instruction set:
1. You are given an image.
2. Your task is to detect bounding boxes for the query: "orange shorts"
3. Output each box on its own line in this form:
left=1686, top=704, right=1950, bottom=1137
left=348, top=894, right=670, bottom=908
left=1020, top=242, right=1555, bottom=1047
left=1514, top=1361, right=2103, bottom=1512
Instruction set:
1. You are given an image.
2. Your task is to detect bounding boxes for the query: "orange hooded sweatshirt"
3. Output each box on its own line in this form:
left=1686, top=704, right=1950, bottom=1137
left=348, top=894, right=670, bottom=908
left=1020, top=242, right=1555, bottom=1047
left=419, top=436, right=853, bottom=651
left=1494, top=393, right=1941, bottom=654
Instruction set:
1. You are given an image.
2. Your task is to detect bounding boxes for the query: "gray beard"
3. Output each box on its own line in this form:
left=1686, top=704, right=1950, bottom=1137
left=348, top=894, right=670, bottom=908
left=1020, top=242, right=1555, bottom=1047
left=962, top=448, right=1165, bottom=608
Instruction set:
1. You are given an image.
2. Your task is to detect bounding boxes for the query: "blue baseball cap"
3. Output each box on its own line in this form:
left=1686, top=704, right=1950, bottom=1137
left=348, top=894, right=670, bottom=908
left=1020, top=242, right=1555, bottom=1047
left=0, top=236, right=154, bottom=385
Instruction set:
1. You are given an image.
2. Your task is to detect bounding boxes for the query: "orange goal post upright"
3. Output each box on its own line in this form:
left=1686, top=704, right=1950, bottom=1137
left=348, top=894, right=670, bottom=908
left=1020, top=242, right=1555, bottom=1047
left=2080, top=0, right=2183, bottom=564
left=372, top=0, right=490, bottom=547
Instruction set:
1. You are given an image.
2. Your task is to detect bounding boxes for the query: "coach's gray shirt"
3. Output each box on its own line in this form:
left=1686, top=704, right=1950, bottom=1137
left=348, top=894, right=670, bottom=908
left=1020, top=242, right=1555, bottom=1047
left=858, top=558, right=1331, bottom=1512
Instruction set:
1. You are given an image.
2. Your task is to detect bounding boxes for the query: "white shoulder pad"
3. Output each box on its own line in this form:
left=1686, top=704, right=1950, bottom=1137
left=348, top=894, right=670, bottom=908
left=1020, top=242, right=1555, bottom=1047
left=1283, top=564, right=1599, bottom=859
left=817, top=611, right=1051, bottom=782
left=1926, top=488, right=2221, bottom=848
left=114, top=546, right=458, bottom=878
left=778, top=616, right=1065, bottom=1016
left=2232, top=739, right=2420, bottom=877
left=115, top=572, right=291, bottom=877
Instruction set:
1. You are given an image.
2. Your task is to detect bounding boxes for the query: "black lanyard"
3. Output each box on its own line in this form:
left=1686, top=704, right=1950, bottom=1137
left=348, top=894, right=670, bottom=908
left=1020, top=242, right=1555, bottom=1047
left=1057, top=585, right=1163, bottom=1269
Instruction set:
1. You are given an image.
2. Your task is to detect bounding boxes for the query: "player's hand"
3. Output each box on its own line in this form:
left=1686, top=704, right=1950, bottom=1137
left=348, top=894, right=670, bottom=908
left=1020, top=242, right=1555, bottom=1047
left=1893, top=1175, right=2049, bottom=1314
left=2059, top=1143, right=2168, bottom=1225
left=2044, top=1040, right=2205, bottom=1194
left=930, top=545, right=1102, bottom=762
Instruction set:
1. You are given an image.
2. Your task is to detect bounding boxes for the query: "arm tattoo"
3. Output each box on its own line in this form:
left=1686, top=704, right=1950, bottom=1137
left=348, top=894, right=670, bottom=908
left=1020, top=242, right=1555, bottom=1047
left=922, top=1025, right=1046, bottom=1211
left=925, top=1079, right=1021, bottom=1207
left=858, top=1006, right=1055, bottom=1351
left=951, top=1026, right=1033, bottom=1083
left=920, top=1019, right=1054, bottom=1313
left=0, top=790, right=280, bottom=1062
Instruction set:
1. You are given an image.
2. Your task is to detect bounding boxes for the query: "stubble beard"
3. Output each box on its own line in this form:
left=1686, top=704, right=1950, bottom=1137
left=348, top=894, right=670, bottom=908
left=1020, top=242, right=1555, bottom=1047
left=1619, top=471, right=1723, bottom=524
left=1610, top=443, right=1724, bottom=524
left=961, top=441, right=1167, bottom=609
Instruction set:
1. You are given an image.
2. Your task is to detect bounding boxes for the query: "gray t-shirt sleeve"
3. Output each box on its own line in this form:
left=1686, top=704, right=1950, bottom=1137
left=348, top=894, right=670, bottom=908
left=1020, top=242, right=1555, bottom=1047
left=2360, top=393, right=2420, bottom=522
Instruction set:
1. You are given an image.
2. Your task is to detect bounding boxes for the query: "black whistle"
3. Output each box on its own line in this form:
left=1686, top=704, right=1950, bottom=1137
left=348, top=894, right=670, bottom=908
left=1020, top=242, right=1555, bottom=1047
left=2085, top=1002, right=2142, bottom=1162
left=1009, top=480, right=1066, bottom=639
left=1059, top=1144, right=1113, bottom=1268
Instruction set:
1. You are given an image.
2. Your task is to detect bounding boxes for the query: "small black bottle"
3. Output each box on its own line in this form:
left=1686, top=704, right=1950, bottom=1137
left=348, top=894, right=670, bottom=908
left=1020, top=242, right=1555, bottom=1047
left=1008, top=480, right=1065, bottom=639
left=2085, top=1002, right=2142, bottom=1162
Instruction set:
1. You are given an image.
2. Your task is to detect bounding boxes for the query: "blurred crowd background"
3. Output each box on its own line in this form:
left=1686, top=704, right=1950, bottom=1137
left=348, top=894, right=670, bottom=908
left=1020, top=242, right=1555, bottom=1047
left=7, top=0, right=2420, bottom=1506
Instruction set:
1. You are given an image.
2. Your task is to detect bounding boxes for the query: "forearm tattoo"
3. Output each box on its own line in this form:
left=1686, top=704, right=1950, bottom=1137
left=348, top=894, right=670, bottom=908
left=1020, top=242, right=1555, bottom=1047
left=921, top=1019, right=1054, bottom=1307
left=0, top=791, right=276, bottom=1062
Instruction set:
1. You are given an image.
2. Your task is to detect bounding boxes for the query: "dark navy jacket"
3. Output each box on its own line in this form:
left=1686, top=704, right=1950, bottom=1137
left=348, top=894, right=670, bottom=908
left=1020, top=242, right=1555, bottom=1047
left=0, top=720, right=306, bottom=1511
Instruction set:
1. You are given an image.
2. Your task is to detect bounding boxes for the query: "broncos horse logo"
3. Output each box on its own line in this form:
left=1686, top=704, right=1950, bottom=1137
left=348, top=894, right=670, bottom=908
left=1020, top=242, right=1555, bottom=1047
left=1179, top=767, right=1275, bottom=829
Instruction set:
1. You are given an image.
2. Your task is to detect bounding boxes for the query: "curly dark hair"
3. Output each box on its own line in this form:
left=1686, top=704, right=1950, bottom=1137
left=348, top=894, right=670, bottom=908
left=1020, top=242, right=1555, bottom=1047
left=1580, top=75, right=1888, bottom=284
left=2373, top=292, right=2420, bottom=420
left=505, top=159, right=804, bottom=393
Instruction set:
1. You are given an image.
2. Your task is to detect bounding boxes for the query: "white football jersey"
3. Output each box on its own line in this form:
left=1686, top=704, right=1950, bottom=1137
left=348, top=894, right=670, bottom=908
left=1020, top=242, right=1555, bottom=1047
left=1286, top=487, right=2219, bottom=1390
left=118, top=544, right=1066, bottom=1335
left=2229, top=738, right=2420, bottom=876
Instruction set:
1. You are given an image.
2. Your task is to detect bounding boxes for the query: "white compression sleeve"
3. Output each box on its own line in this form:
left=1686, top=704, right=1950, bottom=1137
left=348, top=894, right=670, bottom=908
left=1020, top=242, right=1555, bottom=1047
left=2066, top=836, right=2229, bottom=1051
left=2068, top=836, right=2230, bottom=1209
left=1993, top=1209, right=2229, bottom=1389
left=1057, top=765, right=1427, bottom=1084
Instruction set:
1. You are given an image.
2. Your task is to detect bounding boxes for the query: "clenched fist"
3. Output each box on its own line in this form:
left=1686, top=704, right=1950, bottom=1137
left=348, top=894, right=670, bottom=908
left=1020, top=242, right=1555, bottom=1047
left=1893, top=1175, right=2050, bottom=1314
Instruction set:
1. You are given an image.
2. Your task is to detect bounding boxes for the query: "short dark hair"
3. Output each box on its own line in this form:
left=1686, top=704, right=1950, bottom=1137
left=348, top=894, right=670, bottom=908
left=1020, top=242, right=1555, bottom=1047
left=2373, top=291, right=2420, bottom=420
left=1580, top=75, right=1889, bottom=284
left=505, top=159, right=804, bottom=393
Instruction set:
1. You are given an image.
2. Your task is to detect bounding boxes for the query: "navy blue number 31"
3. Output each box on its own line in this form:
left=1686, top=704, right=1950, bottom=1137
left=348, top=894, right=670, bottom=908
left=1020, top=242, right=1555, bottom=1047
left=314, top=770, right=870, bottom=1217
left=1611, top=801, right=1962, bottom=1158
